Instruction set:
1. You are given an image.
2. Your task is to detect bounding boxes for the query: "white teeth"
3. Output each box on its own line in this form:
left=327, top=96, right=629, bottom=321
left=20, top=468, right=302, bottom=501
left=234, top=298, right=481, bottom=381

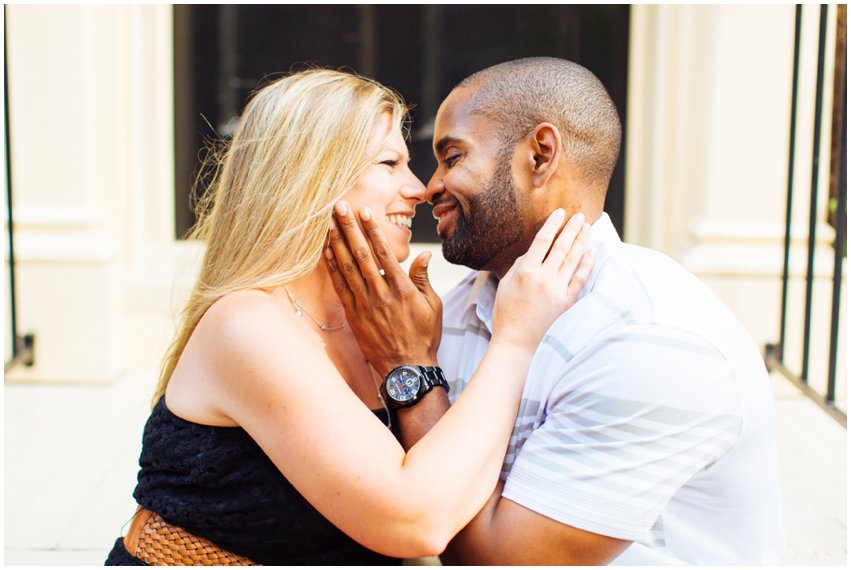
left=386, top=214, right=412, bottom=229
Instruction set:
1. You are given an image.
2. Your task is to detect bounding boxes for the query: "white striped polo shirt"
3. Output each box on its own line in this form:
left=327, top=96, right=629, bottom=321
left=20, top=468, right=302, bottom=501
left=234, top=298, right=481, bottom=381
left=437, top=213, right=786, bottom=565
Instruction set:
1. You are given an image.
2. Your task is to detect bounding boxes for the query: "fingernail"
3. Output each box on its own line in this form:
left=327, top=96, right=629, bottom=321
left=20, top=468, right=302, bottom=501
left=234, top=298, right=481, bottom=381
left=329, top=218, right=337, bottom=231
left=335, top=201, right=348, bottom=215
left=552, top=208, right=566, bottom=220
left=361, top=207, right=372, bottom=221
left=570, top=212, right=585, bottom=225
left=424, top=251, right=432, bottom=266
left=324, top=247, right=333, bottom=260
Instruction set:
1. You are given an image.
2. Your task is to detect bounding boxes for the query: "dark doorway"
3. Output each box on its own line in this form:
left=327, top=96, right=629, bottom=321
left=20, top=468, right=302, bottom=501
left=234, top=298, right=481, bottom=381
left=173, top=5, right=630, bottom=241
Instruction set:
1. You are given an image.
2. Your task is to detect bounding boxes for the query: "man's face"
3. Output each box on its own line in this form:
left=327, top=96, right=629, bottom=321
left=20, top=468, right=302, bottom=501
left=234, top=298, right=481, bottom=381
left=426, top=89, right=524, bottom=272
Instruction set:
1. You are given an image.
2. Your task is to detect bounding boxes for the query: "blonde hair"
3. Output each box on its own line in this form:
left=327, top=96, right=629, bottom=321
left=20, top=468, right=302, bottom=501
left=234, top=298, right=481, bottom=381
left=152, top=69, right=408, bottom=406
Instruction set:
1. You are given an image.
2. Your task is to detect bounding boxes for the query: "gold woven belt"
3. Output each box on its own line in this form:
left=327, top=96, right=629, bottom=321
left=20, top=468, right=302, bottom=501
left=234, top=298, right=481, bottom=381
left=124, top=506, right=258, bottom=566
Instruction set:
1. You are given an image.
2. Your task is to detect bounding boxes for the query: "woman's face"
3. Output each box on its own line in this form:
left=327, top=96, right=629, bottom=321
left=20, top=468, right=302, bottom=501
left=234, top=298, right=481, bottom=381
left=342, top=114, right=426, bottom=262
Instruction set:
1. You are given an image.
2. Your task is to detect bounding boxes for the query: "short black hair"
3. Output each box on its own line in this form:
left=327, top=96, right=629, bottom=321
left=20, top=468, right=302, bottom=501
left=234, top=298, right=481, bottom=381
left=457, top=57, right=622, bottom=190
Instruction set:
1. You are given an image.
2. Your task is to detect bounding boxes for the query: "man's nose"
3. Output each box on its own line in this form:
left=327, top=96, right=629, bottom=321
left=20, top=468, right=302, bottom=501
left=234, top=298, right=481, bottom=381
left=425, top=170, right=444, bottom=205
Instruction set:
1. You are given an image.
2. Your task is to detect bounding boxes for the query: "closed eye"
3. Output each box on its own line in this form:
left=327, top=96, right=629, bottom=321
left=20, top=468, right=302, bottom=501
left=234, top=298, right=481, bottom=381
left=381, top=159, right=400, bottom=168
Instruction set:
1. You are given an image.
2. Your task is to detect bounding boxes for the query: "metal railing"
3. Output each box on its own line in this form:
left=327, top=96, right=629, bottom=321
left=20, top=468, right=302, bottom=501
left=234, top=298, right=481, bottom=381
left=4, top=8, right=34, bottom=375
left=765, top=4, right=846, bottom=427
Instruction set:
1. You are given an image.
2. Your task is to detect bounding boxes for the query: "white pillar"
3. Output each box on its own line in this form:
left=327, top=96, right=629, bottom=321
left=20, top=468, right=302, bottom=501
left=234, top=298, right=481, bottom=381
left=5, top=5, right=175, bottom=382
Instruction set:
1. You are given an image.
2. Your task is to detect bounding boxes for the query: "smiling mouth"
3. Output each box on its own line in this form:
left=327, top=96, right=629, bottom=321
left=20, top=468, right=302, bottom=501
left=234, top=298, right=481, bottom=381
left=431, top=200, right=456, bottom=219
left=433, top=205, right=457, bottom=237
left=386, top=214, right=413, bottom=229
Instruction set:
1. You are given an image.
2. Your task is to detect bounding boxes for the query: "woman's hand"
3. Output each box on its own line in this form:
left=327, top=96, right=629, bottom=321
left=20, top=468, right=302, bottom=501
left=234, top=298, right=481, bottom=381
left=325, top=201, right=442, bottom=376
left=492, top=209, right=594, bottom=351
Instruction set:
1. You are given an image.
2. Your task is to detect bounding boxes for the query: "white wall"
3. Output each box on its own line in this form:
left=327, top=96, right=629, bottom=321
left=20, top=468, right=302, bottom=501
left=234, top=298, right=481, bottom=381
left=4, top=5, right=844, bottom=403
left=5, top=5, right=175, bottom=382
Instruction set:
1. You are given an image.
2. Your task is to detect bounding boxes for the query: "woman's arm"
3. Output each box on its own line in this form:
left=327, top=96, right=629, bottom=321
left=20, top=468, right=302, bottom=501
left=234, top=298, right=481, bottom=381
left=194, top=208, right=590, bottom=558
left=193, top=291, right=529, bottom=558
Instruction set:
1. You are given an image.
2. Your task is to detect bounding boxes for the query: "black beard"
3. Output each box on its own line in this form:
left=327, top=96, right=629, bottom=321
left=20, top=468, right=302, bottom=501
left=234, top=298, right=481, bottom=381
left=441, top=161, right=523, bottom=270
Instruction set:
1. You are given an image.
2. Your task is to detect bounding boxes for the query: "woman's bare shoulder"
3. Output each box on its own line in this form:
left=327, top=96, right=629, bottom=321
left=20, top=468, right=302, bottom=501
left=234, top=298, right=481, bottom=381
left=200, top=289, right=297, bottom=344
left=188, top=289, right=321, bottom=383
left=168, top=289, right=318, bottom=424
left=204, top=289, right=284, bottom=324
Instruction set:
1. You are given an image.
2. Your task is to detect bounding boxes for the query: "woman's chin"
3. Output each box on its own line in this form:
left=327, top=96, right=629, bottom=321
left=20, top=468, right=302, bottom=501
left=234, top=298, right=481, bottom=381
left=396, top=247, right=410, bottom=264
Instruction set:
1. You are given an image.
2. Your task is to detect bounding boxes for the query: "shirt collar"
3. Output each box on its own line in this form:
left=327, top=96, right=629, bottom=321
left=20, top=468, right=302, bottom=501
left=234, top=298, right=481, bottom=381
left=464, top=212, right=622, bottom=332
left=580, top=211, right=621, bottom=298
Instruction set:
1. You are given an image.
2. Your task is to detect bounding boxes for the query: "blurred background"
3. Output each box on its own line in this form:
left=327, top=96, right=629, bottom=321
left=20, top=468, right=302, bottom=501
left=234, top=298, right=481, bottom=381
left=4, top=4, right=846, bottom=565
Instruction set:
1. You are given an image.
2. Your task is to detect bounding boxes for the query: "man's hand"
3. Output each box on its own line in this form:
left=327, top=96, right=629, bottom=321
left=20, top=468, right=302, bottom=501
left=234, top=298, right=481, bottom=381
left=325, top=201, right=442, bottom=377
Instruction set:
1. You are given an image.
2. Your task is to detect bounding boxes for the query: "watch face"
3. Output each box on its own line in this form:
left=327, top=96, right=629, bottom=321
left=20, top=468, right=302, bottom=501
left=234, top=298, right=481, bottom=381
left=386, top=367, right=422, bottom=403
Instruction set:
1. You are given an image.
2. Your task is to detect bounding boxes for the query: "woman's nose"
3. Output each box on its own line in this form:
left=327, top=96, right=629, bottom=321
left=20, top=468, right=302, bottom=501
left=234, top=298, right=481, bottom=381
left=401, top=170, right=427, bottom=203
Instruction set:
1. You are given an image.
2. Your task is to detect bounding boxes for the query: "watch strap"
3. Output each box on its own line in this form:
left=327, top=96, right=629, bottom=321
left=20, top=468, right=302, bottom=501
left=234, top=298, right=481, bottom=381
left=417, top=366, right=449, bottom=394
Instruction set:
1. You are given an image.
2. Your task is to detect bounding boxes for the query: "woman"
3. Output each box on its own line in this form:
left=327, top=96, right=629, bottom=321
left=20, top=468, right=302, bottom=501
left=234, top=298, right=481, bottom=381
left=105, top=69, right=592, bottom=565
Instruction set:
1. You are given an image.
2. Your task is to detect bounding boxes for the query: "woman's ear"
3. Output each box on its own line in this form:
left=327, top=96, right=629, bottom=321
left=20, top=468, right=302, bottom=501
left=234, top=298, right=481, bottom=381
left=526, top=123, right=562, bottom=188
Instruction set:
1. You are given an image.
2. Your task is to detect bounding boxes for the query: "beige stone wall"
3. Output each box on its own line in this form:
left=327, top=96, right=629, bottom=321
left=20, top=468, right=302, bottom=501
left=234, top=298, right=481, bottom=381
left=5, top=5, right=175, bottom=381
left=4, top=5, right=844, bottom=403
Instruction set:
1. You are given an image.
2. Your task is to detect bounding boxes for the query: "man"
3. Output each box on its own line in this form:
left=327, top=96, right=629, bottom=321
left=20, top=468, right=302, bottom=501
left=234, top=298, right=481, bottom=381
left=330, top=57, right=786, bottom=564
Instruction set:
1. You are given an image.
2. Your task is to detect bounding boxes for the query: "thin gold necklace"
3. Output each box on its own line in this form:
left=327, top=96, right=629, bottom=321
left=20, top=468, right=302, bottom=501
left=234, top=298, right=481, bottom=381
left=284, top=288, right=389, bottom=430
left=284, top=287, right=347, bottom=331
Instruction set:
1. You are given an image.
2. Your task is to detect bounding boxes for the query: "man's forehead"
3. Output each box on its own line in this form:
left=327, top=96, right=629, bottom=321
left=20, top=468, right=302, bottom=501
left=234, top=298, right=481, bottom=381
left=432, top=88, right=495, bottom=153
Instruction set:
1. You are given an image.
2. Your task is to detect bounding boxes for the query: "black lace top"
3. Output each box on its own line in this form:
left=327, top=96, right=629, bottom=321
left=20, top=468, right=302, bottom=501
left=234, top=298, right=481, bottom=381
left=131, top=397, right=401, bottom=565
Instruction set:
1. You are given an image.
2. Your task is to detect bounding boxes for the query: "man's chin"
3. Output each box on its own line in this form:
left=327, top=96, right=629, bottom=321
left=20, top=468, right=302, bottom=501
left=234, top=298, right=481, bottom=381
left=440, top=241, right=464, bottom=268
left=441, top=241, right=485, bottom=271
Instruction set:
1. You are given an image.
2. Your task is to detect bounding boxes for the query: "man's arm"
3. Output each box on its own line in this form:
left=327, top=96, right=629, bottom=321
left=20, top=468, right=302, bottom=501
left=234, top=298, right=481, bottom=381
left=444, top=482, right=629, bottom=565
left=396, top=390, right=450, bottom=451
left=397, top=394, right=629, bottom=565
left=327, top=203, right=623, bottom=563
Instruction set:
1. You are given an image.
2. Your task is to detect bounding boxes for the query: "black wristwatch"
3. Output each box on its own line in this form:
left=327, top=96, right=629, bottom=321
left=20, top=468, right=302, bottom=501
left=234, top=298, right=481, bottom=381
left=381, top=365, right=449, bottom=409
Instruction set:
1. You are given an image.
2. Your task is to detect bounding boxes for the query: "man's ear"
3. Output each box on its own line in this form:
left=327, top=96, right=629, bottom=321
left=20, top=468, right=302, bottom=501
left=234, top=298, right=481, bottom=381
left=526, top=123, right=562, bottom=188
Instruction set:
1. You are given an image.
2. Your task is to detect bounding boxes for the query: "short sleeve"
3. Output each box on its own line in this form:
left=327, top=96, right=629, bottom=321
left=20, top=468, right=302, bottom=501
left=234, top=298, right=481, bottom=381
left=502, top=327, right=743, bottom=541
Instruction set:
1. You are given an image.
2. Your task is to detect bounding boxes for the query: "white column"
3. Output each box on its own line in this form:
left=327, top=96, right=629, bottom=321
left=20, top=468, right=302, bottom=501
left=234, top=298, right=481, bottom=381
left=5, top=5, right=176, bottom=382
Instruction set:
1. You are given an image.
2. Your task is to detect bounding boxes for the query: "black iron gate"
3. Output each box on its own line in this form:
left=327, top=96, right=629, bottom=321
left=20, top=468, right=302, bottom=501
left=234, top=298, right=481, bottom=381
left=765, top=4, right=846, bottom=427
